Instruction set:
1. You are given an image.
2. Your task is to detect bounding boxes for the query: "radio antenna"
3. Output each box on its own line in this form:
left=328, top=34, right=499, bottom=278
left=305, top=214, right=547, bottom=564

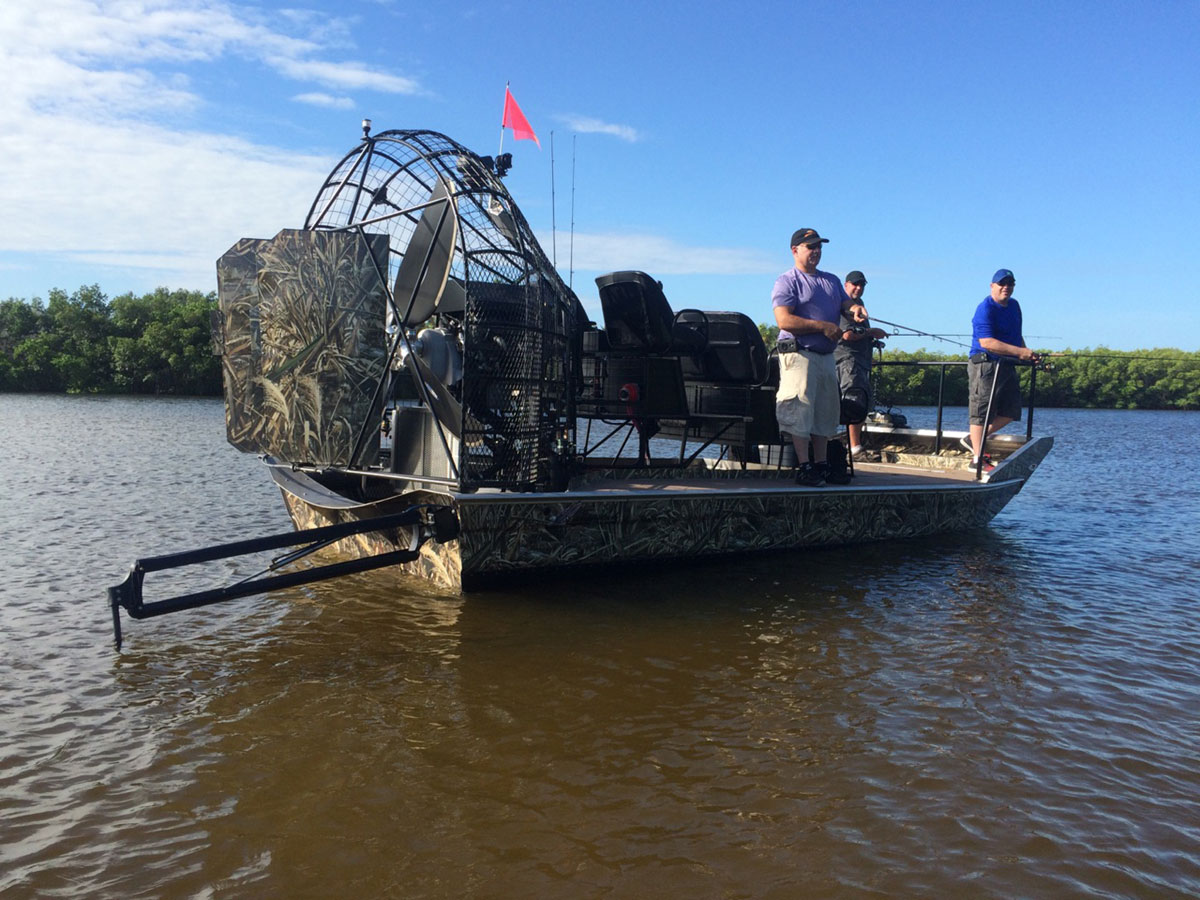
left=569, top=134, right=577, bottom=289
left=550, top=130, right=557, bottom=268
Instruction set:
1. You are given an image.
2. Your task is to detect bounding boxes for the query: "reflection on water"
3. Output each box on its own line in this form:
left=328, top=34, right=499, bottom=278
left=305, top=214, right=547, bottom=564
left=2, top=397, right=1199, bottom=898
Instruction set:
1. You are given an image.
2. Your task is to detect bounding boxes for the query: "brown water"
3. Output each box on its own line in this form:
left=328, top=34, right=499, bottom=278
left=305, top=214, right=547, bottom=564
left=2, top=395, right=1199, bottom=898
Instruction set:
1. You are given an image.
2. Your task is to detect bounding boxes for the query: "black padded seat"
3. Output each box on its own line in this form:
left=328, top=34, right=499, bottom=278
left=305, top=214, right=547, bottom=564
left=676, top=311, right=767, bottom=385
left=596, top=271, right=676, bottom=354
left=595, top=271, right=768, bottom=385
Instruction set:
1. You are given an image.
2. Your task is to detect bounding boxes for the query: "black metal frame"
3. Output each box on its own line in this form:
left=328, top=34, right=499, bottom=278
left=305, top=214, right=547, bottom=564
left=108, top=505, right=459, bottom=650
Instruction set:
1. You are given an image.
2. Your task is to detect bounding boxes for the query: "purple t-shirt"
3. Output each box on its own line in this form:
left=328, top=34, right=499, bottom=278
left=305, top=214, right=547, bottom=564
left=772, top=267, right=850, bottom=354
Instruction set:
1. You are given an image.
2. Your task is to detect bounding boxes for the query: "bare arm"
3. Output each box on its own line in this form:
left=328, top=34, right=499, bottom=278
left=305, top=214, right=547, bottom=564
left=775, top=305, right=840, bottom=342
left=842, top=327, right=888, bottom=342
left=843, top=302, right=868, bottom=323
left=979, top=337, right=1035, bottom=361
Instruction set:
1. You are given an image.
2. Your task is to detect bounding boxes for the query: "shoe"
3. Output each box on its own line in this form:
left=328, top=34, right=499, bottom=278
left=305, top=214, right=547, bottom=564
left=971, top=456, right=996, bottom=473
left=850, top=445, right=864, bottom=458
left=826, top=467, right=852, bottom=485
left=796, top=461, right=827, bottom=486
left=959, top=435, right=974, bottom=453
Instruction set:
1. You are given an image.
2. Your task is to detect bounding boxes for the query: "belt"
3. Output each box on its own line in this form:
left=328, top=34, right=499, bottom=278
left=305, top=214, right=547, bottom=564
left=778, top=339, right=830, bottom=355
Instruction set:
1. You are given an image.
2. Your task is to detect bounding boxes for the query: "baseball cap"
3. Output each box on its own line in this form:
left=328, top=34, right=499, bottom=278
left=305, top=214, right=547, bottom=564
left=991, top=268, right=1015, bottom=284
left=791, top=228, right=828, bottom=247
left=845, top=270, right=867, bottom=286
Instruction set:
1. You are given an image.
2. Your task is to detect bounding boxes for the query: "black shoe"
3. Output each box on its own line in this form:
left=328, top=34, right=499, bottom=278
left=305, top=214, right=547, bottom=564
left=796, top=461, right=828, bottom=486
left=825, top=466, right=852, bottom=485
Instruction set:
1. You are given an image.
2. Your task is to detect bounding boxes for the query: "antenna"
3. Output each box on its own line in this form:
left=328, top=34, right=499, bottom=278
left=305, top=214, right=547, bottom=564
left=569, top=134, right=576, bottom=289
left=550, top=130, right=557, bottom=268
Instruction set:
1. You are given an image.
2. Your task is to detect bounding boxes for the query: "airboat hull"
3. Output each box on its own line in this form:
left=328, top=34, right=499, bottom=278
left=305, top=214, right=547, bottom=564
left=270, top=434, right=1053, bottom=592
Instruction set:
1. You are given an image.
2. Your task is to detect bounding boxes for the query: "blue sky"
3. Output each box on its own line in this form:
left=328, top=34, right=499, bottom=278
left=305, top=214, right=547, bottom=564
left=2, top=0, right=1196, bottom=351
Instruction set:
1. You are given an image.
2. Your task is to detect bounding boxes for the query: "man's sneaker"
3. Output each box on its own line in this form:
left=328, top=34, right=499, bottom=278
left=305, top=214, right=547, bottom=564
left=971, top=456, right=996, bottom=473
left=850, top=444, right=864, bottom=458
left=959, top=435, right=974, bottom=453
left=796, top=461, right=827, bottom=486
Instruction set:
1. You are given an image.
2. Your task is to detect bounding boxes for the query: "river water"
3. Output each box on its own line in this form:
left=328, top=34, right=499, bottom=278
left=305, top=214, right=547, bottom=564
left=1, top=395, right=1198, bottom=898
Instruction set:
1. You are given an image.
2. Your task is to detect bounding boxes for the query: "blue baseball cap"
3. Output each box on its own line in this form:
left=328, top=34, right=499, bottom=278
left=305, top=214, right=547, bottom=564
left=991, top=268, right=1015, bottom=284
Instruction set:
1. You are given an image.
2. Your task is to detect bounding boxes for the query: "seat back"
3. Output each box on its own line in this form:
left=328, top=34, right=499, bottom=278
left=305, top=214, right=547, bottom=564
left=595, top=271, right=675, bottom=353
left=678, top=311, right=768, bottom=385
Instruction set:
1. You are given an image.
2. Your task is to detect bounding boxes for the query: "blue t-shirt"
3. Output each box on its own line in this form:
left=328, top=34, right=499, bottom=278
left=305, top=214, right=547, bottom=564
left=970, top=295, right=1024, bottom=359
left=771, top=268, right=849, bottom=354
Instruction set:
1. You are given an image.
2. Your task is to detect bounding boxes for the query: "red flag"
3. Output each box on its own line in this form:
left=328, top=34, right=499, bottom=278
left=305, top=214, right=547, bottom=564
left=502, top=87, right=540, bottom=148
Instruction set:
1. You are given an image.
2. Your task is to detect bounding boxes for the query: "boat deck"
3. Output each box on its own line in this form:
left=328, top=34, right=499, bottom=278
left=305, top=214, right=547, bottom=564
left=558, top=460, right=987, bottom=499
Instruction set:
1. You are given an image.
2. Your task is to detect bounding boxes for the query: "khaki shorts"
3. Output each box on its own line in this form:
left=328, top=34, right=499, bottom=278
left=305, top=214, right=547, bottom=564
left=776, top=350, right=840, bottom=438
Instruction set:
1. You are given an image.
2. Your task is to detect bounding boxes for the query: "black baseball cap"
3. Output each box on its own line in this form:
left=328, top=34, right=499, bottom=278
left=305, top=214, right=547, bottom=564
left=790, top=228, right=828, bottom=247
left=845, top=270, right=867, bottom=286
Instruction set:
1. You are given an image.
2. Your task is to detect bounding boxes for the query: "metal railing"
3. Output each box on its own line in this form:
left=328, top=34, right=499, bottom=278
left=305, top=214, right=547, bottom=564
left=872, top=358, right=1041, bottom=479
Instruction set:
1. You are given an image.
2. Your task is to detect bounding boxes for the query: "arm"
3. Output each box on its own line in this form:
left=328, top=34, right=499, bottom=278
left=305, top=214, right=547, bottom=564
left=842, top=301, right=868, bottom=324
left=841, top=326, right=888, bottom=342
left=775, top=305, right=840, bottom=342
left=979, top=337, right=1035, bottom=361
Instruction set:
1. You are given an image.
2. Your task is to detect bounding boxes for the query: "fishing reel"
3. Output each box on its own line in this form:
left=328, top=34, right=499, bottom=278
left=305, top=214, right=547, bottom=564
left=1031, top=353, right=1055, bottom=372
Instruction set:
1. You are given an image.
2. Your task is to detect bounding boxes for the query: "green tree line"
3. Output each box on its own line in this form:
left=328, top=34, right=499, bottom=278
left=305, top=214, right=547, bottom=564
left=1, top=285, right=221, bottom=395
left=758, top=323, right=1200, bottom=410
left=2, top=288, right=1197, bottom=408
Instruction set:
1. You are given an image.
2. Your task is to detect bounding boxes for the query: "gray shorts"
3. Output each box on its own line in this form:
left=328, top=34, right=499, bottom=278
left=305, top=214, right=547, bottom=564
left=968, top=357, right=1022, bottom=425
left=837, top=358, right=873, bottom=411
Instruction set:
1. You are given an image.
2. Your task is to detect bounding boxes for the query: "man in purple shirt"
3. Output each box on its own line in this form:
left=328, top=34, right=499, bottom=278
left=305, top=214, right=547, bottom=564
left=772, top=228, right=868, bottom=486
left=963, top=268, right=1037, bottom=470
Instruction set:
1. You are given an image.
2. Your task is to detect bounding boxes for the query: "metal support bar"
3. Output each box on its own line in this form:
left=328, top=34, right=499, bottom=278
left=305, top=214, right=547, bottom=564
left=934, top=364, right=947, bottom=453
left=977, top=361, right=1001, bottom=480
left=109, top=505, right=459, bottom=650
left=1026, top=365, right=1037, bottom=441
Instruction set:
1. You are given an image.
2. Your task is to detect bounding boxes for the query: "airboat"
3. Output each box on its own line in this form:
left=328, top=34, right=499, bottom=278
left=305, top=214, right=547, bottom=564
left=109, top=125, right=1052, bottom=646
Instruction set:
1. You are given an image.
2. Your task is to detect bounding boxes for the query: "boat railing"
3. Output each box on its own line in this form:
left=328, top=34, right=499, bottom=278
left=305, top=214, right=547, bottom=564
left=872, top=357, right=1043, bottom=478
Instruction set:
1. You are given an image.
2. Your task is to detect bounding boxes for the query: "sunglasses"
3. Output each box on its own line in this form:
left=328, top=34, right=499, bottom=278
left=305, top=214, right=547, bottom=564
left=803, top=242, right=823, bottom=250
left=997, top=279, right=1015, bottom=287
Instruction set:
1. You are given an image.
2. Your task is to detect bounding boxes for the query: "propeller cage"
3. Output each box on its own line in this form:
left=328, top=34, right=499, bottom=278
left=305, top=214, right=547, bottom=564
left=217, top=129, right=582, bottom=493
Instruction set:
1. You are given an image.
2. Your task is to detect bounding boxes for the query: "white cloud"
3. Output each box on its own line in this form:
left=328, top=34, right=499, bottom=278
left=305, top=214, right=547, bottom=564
left=293, top=92, right=356, bottom=109
left=556, top=115, right=640, bottom=142
left=563, top=232, right=776, bottom=276
left=268, top=56, right=421, bottom=94
left=0, top=0, right=419, bottom=290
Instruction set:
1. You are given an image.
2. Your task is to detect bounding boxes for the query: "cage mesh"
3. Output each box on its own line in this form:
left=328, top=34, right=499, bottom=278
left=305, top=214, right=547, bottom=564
left=304, top=130, right=581, bottom=492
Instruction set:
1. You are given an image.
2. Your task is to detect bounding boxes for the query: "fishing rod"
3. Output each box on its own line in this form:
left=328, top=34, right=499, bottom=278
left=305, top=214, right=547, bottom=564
left=867, top=316, right=973, bottom=350
left=865, top=317, right=1197, bottom=363
left=1042, top=353, right=1200, bottom=362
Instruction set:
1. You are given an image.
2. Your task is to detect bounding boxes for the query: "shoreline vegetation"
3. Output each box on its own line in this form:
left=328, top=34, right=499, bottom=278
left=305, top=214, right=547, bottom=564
left=2, top=286, right=1198, bottom=410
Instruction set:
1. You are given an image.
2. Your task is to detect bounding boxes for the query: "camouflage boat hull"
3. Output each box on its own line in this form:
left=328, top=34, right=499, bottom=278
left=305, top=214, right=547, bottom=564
left=272, top=435, right=1052, bottom=592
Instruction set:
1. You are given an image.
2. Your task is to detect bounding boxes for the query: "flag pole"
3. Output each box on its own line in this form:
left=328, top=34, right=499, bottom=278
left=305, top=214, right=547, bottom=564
left=498, top=81, right=508, bottom=157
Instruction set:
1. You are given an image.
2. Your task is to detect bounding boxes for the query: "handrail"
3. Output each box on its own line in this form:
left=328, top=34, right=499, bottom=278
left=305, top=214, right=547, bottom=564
left=872, top=358, right=1043, bottom=480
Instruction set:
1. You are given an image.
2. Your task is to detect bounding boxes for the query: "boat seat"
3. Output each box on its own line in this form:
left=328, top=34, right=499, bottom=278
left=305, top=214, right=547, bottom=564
left=596, top=271, right=678, bottom=354
left=595, top=272, right=766, bottom=384
left=675, top=310, right=767, bottom=385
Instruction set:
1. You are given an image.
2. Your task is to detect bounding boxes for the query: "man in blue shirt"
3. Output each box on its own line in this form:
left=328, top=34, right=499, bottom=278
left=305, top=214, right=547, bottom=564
left=772, top=228, right=868, bottom=485
left=964, top=268, right=1037, bottom=468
